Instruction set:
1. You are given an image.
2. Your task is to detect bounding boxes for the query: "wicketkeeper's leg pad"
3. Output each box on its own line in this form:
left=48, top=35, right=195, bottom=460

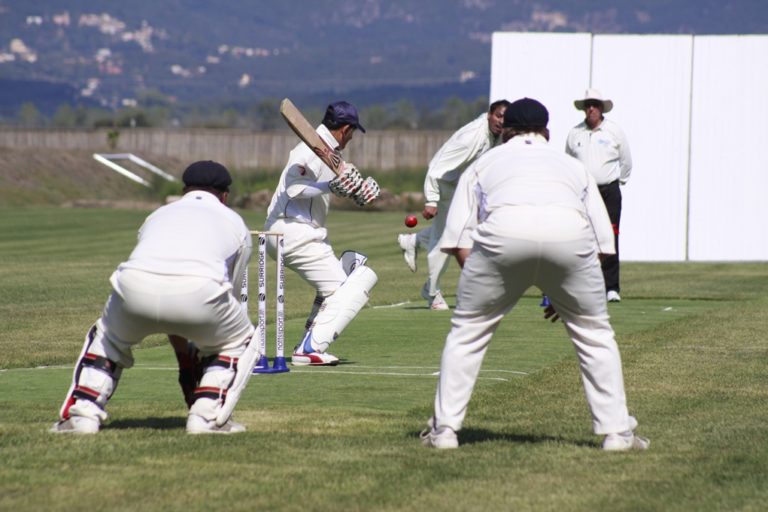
left=306, top=265, right=378, bottom=352
left=187, top=333, right=259, bottom=427
left=58, top=323, right=123, bottom=423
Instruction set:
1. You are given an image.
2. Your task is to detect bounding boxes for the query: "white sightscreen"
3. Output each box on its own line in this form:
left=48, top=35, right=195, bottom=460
left=491, top=32, right=768, bottom=261
left=688, top=36, right=768, bottom=261
left=591, top=35, right=693, bottom=261
left=490, top=32, right=592, bottom=150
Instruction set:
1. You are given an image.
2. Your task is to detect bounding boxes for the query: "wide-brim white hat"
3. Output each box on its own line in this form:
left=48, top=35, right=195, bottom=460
left=574, top=88, right=613, bottom=113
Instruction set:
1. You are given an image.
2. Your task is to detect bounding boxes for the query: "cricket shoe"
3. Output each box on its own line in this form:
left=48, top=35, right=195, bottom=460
left=420, top=282, right=449, bottom=311
left=291, top=333, right=339, bottom=366
left=50, top=416, right=100, bottom=434
left=429, top=291, right=449, bottom=311
left=420, top=417, right=459, bottom=449
left=602, top=416, right=649, bottom=451
left=606, top=290, right=622, bottom=302
left=187, top=414, right=246, bottom=434
left=397, top=233, right=418, bottom=273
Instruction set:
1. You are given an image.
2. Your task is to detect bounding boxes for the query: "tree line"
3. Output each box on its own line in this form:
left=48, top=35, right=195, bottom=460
left=4, top=94, right=490, bottom=132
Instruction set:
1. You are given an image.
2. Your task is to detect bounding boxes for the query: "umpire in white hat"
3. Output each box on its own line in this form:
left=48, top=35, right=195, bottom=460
left=566, top=88, right=632, bottom=303
left=421, top=98, right=648, bottom=452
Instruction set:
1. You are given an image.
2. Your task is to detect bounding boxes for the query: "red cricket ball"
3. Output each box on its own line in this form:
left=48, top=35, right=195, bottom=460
left=404, top=214, right=418, bottom=228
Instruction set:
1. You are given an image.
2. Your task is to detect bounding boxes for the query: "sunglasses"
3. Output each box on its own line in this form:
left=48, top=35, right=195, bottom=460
left=584, top=100, right=604, bottom=109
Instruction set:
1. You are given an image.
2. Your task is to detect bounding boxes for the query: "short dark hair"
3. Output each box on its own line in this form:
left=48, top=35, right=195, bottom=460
left=489, top=99, right=512, bottom=114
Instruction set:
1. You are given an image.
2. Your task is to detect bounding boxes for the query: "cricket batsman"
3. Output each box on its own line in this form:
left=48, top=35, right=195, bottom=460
left=264, top=101, right=380, bottom=366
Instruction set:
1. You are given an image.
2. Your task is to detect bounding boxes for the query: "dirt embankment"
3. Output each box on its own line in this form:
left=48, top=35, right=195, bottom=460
left=0, top=147, right=424, bottom=211
left=0, top=148, right=186, bottom=208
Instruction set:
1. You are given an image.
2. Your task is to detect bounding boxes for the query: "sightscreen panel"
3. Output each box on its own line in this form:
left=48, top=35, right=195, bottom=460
left=688, top=36, right=768, bottom=261
left=491, top=32, right=768, bottom=261
left=592, top=35, right=693, bottom=261
left=490, top=32, right=592, bottom=150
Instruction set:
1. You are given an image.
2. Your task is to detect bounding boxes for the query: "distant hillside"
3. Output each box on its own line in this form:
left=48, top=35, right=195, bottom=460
left=0, top=79, right=98, bottom=117
left=1, top=0, right=766, bottom=114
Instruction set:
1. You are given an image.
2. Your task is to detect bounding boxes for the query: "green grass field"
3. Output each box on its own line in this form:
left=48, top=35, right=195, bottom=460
left=1, top=207, right=767, bottom=511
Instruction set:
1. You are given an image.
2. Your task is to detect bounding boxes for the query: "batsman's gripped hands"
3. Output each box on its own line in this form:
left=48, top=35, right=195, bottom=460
left=329, top=164, right=364, bottom=198
left=329, top=163, right=380, bottom=206
left=353, top=176, right=380, bottom=206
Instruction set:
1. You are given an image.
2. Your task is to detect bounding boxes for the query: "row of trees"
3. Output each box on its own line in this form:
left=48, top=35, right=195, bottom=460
left=4, top=96, right=490, bottom=132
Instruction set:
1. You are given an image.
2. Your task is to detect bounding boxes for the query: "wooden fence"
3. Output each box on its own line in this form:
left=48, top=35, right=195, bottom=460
left=0, top=128, right=454, bottom=171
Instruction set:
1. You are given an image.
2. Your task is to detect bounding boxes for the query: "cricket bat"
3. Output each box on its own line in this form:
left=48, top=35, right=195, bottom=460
left=280, top=98, right=344, bottom=176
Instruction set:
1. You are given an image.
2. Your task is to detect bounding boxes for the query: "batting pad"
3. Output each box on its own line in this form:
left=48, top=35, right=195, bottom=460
left=339, top=250, right=368, bottom=276
left=309, top=265, right=378, bottom=351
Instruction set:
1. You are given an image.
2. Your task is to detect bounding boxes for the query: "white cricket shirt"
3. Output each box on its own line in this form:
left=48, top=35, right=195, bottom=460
left=119, top=191, right=252, bottom=284
left=565, top=118, right=632, bottom=185
left=423, top=113, right=498, bottom=205
left=266, top=124, right=339, bottom=228
left=445, top=133, right=616, bottom=255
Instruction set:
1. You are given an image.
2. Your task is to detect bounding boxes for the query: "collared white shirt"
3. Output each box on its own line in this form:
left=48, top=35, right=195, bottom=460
left=565, top=118, right=632, bottom=185
left=266, top=124, right=340, bottom=228
left=423, top=113, right=499, bottom=205
left=119, top=190, right=251, bottom=284
left=444, top=133, right=615, bottom=255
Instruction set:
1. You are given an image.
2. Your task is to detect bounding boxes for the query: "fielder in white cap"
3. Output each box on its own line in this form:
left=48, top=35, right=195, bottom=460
left=421, top=98, right=649, bottom=452
left=264, top=101, right=380, bottom=366
left=566, top=88, right=632, bottom=303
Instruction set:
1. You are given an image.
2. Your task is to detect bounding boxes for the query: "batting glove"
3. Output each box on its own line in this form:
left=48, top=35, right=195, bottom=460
left=329, top=165, right=363, bottom=198
left=353, top=176, right=380, bottom=206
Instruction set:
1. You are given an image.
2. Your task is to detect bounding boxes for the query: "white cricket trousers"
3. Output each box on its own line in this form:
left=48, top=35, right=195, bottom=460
left=433, top=206, right=633, bottom=435
left=99, top=269, right=255, bottom=367
left=417, top=181, right=455, bottom=296
left=265, top=218, right=348, bottom=333
left=265, top=218, right=347, bottom=297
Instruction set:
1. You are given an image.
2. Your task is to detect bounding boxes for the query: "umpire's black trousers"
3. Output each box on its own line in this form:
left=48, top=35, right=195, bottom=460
left=598, top=180, right=621, bottom=293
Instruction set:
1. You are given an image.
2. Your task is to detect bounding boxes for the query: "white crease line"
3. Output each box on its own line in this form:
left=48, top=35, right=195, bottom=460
left=286, top=370, right=510, bottom=381
left=0, top=365, right=72, bottom=372
left=1, top=365, right=528, bottom=378
left=350, top=366, right=528, bottom=374
left=0, top=366, right=511, bottom=381
left=372, top=301, right=411, bottom=309
left=105, top=365, right=527, bottom=375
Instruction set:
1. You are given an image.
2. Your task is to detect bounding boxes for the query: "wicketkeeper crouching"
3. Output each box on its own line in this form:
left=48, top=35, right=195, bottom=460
left=51, top=161, right=259, bottom=434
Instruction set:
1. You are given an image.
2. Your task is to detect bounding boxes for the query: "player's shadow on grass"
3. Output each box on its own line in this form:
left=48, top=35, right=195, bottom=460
left=414, top=428, right=595, bottom=448
left=287, top=358, right=357, bottom=366
left=461, top=428, right=595, bottom=448
left=108, top=416, right=186, bottom=431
